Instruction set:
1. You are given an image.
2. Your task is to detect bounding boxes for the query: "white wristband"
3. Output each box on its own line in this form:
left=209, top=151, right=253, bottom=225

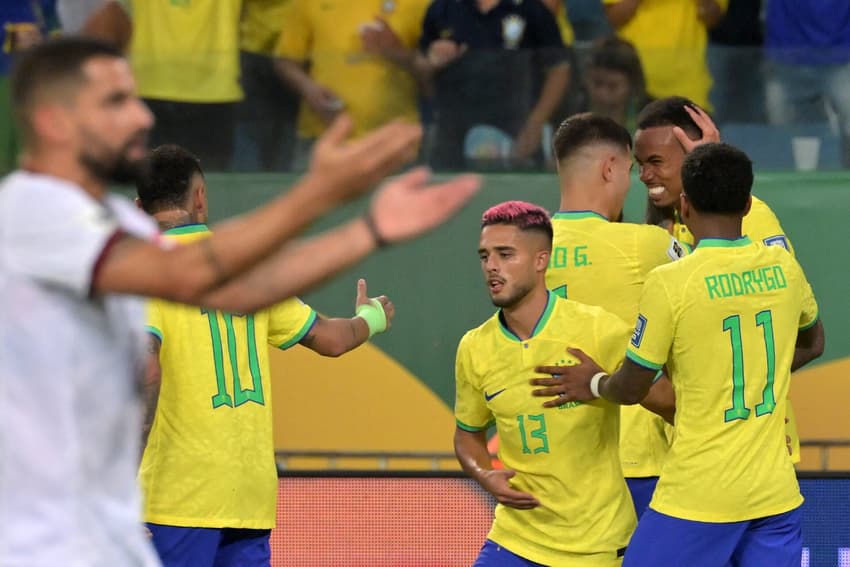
left=589, top=372, right=608, bottom=398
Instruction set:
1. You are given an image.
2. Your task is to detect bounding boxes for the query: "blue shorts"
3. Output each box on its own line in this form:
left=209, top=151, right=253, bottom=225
left=147, top=524, right=271, bottom=567
left=472, top=540, right=547, bottom=567
left=624, top=506, right=802, bottom=567
left=625, top=477, right=658, bottom=519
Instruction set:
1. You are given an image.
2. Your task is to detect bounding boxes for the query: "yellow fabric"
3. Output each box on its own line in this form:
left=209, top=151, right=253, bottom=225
left=129, top=0, right=243, bottom=102
left=555, top=3, right=575, bottom=46
left=627, top=238, right=817, bottom=522
left=140, top=227, right=316, bottom=528
left=275, top=0, right=427, bottom=138
left=673, top=195, right=801, bottom=462
left=456, top=293, right=635, bottom=565
left=241, top=0, right=291, bottom=55
left=602, top=0, right=729, bottom=109
left=546, top=211, right=674, bottom=478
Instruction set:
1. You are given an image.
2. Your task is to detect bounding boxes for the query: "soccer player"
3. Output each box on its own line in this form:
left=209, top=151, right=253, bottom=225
left=455, top=201, right=636, bottom=566
left=534, top=143, right=825, bottom=566
left=633, top=96, right=804, bottom=463
left=0, top=37, right=478, bottom=566
left=546, top=113, right=679, bottom=517
left=136, top=144, right=394, bottom=566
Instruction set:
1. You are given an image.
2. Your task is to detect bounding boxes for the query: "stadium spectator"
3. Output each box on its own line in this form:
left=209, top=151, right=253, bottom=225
left=707, top=0, right=765, bottom=124
left=540, top=143, right=824, bottom=566
left=137, top=144, right=395, bottom=567
left=765, top=0, right=850, bottom=168
left=579, top=36, right=650, bottom=133
left=275, top=0, right=430, bottom=167
left=123, top=1, right=244, bottom=170
left=0, top=36, right=478, bottom=566
left=455, top=200, right=640, bottom=566
left=602, top=0, right=727, bottom=110
left=420, top=0, right=570, bottom=170
left=235, top=0, right=300, bottom=171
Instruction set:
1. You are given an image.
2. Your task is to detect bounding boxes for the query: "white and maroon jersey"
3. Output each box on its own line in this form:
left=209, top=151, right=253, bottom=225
left=0, top=171, right=161, bottom=567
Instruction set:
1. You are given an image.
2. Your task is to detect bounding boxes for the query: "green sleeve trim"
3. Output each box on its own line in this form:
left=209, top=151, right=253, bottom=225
left=456, top=419, right=494, bottom=432
left=799, top=313, right=820, bottom=331
left=652, top=370, right=664, bottom=384
left=146, top=325, right=163, bottom=343
left=278, top=310, right=318, bottom=350
left=626, top=349, right=664, bottom=371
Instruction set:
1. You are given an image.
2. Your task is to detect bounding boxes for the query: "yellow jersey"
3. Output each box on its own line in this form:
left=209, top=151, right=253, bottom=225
left=129, top=0, right=243, bottom=102
left=602, top=0, right=728, bottom=109
left=275, top=0, right=427, bottom=138
left=626, top=237, right=818, bottom=522
left=456, top=293, right=636, bottom=566
left=140, top=225, right=316, bottom=528
left=673, top=195, right=802, bottom=462
left=241, top=0, right=291, bottom=56
left=546, top=211, right=677, bottom=478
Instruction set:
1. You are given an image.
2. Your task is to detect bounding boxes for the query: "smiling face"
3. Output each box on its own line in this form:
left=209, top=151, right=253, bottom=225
left=478, top=223, right=549, bottom=309
left=634, top=125, right=687, bottom=209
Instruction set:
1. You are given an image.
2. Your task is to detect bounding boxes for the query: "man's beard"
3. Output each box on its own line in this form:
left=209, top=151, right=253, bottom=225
left=78, top=131, right=149, bottom=185
left=490, top=281, right=533, bottom=309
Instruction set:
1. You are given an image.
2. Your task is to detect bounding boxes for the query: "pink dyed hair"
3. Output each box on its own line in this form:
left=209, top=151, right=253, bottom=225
left=481, top=201, right=553, bottom=240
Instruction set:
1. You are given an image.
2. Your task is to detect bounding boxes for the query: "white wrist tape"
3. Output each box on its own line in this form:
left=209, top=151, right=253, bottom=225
left=589, top=372, right=608, bottom=398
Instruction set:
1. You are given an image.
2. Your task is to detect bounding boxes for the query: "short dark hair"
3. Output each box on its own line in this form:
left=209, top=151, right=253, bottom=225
left=636, top=96, right=703, bottom=139
left=481, top=200, right=553, bottom=243
left=681, top=143, right=753, bottom=214
left=136, top=145, right=204, bottom=214
left=552, top=113, right=632, bottom=163
left=11, top=37, right=124, bottom=144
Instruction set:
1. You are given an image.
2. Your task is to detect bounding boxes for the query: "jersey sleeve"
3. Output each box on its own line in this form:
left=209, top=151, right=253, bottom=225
left=274, top=0, right=310, bottom=61
left=268, top=297, right=318, bottom=349
left=798, top=271, right=819, bottom=330
left=745, top=198, right=795, bottom=256
left=626, top=270, right=675, bottom=371
left=592, top=308, right=631, bottom=375
left=146, top=299, right=164, bottom=344
left=454, top=334, right=493, bottom=432
left=1, top=182, right=121, bottom=297
left=418, top=0, right=441, bottom=52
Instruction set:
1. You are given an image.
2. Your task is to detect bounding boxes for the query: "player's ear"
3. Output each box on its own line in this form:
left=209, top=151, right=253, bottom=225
left=680, top=193, right=690, bottom=220
left=601, top=154, right=615, bottom=183
left=743, top=195, right=752, bottom=216
left=536, top=249, right=550, bottom=272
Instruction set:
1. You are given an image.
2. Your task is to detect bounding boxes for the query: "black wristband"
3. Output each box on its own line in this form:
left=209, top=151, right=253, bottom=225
left=362, top=210, right=389, bottom=249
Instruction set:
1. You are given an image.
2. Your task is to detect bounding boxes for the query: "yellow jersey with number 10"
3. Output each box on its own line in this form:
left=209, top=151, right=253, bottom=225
left=626, top=237, right=817, bottom=522
left=456, top=293, right=635, bottom=566
left=140, top=225, right=317, bottom=528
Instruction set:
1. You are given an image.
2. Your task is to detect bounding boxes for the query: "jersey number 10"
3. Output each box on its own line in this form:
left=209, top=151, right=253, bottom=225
left=202, top=309, right=265, bottom=409
left=723, top=310, right=776, bottom=422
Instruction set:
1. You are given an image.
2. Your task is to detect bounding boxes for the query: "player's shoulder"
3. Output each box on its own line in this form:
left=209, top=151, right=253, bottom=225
left=459, top=312, right=500, bottom=348
left=553, top=295, right=621, bottom=325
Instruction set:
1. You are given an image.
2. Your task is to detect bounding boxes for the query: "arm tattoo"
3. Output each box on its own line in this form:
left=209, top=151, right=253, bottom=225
left=201, top=237, right=228, bottom=285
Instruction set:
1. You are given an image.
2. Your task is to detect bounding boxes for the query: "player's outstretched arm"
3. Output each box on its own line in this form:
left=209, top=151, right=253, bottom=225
left=299, top=279, right=395, bottom=357
left=454, top=427, right=540, bottom=510
left=198, top=167, right=480, bottom=313
left=533, top=348, right=658, bottom=406
left=792, top=320, right=825, bottom=372
left=92, top=116, right=423, bottom=304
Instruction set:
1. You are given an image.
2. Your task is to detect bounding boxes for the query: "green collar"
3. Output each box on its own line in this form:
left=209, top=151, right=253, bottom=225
left=498, top=291, right=557, bottom=342
left=552, top=210, right=609, bottom=222
left=695, top=236, right=752, bottom=250
left=163, top=223, right=209, bottom=236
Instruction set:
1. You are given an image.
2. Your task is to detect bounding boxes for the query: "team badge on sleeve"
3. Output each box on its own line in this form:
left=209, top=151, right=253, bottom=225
left=631, top=315, right=647, bottom=348
left=667, top=237, right=687, bottom=261
left=763, top=235, right=789, bottom=250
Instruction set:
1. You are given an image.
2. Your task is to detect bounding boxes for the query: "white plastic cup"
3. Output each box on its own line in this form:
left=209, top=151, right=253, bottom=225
left=791, top=136, right=821, bottom=171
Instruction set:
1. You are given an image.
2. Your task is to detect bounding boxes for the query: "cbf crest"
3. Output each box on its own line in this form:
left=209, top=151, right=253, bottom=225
left=501, top=15, right=526, bottom=49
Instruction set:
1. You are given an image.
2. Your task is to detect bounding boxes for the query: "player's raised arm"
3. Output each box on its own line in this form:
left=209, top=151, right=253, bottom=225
left=93, top=116, right=431, bottom=306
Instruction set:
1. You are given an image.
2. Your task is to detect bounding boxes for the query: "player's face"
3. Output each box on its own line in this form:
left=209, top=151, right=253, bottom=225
left=73, top=56, right=153, bottom=184
left=478, top=224, right=548, bottom=309
left=634, top=126, right=685, bottom=209
left=587, top=68, right=631, bottom=111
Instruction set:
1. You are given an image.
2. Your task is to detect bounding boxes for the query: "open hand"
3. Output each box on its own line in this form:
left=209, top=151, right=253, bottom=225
left=673, top=104, right=720, bottom=153
left=531, top=348, right=604, bottom=407
left=479, top=468, right=540, bottom=509
left=354, top=278, right=395, bottom=331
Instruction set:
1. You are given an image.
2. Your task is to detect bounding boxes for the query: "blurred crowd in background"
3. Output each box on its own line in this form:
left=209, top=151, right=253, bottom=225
left=2, top=0, right=849, bottom=174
